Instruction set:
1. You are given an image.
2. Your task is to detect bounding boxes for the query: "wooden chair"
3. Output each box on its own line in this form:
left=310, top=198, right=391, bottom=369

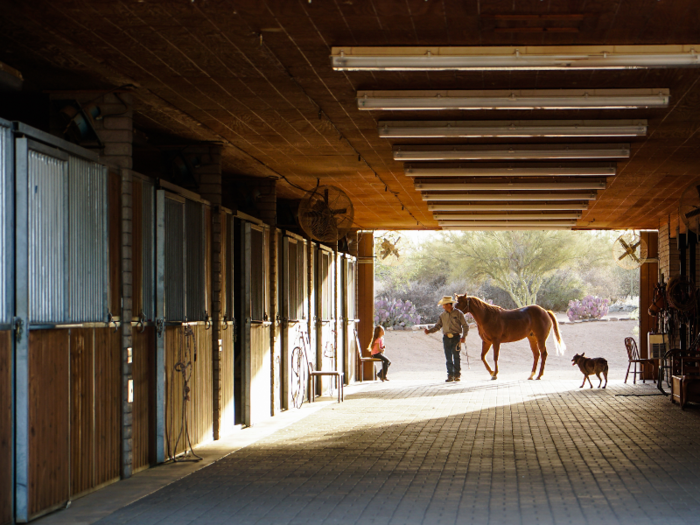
left=624, top=337, right=655, bottom=384
left=354, top=330, right=382, bottom=381
left=671, top=356, right=700, bottom=409
left=306, top=356, right=344, bottom=403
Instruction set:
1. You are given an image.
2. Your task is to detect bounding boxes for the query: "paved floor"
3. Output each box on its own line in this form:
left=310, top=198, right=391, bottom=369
left=39, top=377, right=700, bottom=525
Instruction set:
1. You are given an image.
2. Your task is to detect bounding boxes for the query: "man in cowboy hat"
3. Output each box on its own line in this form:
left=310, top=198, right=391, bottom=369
left=424, top=295, right=469, bottom=382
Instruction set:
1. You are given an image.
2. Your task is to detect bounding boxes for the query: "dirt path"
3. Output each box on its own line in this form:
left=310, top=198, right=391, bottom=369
left=381, top=319, right=639, bottom=384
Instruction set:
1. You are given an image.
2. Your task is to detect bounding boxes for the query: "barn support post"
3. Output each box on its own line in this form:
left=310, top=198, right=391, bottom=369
left=640, top=232, right=659, bottom=377
left=678, top=233, right=687, bottom=351
left=357, top=231, right=375, bottom=380
left=189, top=144, right=223, bottom=440
left=256, top=180, right=278, bottom=415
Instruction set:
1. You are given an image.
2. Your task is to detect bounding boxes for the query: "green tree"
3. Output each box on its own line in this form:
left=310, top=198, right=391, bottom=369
left=446, top=230, right=591, bottom=307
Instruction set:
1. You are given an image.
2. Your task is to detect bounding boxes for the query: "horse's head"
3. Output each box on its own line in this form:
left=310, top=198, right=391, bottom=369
left=648, top=284, right=667, bottom=317
left=454, top=294, right=470, bottom=314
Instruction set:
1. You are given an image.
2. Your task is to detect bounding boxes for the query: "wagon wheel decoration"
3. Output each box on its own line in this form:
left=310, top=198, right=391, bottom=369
left=666, top=275, right=697, bottom=312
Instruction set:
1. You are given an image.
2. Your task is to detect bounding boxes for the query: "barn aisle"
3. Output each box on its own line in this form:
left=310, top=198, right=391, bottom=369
left=36, top=376, right=700, bottom=525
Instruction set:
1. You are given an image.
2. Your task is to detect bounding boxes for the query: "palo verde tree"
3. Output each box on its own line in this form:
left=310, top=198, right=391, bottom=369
left=444, top=230, right=591, bottom=307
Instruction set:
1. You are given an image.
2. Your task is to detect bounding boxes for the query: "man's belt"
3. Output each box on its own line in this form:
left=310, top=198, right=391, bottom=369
left=445, top=333, right=460, bottom=338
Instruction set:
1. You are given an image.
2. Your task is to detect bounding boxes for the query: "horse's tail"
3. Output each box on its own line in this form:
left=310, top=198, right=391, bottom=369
left=547, top=310, right=566, bottom=356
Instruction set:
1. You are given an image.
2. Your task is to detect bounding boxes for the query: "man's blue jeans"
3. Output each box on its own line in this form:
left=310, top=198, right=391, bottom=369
left=443, top=335, right=461, bottom=377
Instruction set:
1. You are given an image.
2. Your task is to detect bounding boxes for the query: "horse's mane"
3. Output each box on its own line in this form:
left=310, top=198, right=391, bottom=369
left=468, top=296, right=505, bottom=314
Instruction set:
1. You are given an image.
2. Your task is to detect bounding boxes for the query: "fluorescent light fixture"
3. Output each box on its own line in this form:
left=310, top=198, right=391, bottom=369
left=434, top=213, right=582, bottom=220
left=423, top=193, right=597, bottom=201
left=428, top=203, right=589, bottom=211
left=437, top=220, right=577, bottom=227
left=394, top=144, right=630, bottom=161
left=331, top=45, right=700, bottom=71
left=415, top=181, right=606, bottom=191
left=379, top=120, right=647, bottom=138
left=441, top=225, right=574, bottom=231
left=405, top=163, right=616, bottom=177
left=358, top=89, right=669, bottom=110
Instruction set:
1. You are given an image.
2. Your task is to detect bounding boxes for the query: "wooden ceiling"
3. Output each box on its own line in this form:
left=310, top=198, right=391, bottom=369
left=2, top=0, right=700, bottom=230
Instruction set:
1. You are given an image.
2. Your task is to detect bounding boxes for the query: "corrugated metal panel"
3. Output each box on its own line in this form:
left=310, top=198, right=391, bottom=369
left=28, top=148, right=68, bottom=322
left=185, top=199, right=205, bottom=321
left=142, top=180, right=155, bottom=320
left=68, top=156, right=108, bottom=322
left=164, top=197, right=185, bottom=321
left=0, top=120, right=11, bottom=324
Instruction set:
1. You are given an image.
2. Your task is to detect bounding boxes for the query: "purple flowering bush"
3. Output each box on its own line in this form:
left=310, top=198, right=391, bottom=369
left=374, top=298, right=421, bottom=328
left=567, top=295, right=609, bottom=321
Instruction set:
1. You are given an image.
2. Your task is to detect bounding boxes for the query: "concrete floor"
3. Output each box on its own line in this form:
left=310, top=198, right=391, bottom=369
left=36, top=377, right=700, bottom=525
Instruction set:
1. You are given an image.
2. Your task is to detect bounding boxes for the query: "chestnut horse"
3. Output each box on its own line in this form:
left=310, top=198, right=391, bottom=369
left=455, top=294, right=565, bottom=380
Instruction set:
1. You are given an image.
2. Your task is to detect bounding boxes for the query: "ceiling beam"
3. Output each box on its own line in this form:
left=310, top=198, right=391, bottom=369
left=404, top=163, right=616, bottom=177
left=428, top=203, right=589, bottom=211
left=379, top=120, right=647, bottom=138
left=393, top=144, right=630, bottom=161
left=358, top=89, right=669, bottom=110
left=415, top=181, right=606, bottom=191
left=332, top=45, right=700, bottom=71
left=423, top=192, right=598, bottom=201
left=434, top=212, right=583, bottom=220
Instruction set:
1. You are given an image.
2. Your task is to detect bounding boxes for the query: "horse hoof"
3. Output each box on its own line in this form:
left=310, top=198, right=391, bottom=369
left=491, top=376, right=498, bottom=381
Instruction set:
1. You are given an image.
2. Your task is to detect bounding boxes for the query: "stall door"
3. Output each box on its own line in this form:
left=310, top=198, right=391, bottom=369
left=316, top=246, right=336, bottom=396
left=343, top=255, right=358, bottom=384
left=238, top=221, right=271, bottom=426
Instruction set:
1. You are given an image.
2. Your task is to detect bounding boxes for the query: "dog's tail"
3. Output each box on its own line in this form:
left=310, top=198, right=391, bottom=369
left=547, top=311, right=566, bottom=356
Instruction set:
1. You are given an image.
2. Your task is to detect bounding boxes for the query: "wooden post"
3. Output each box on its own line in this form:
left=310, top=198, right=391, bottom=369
left=640, top=231, right=659, bottom=379
left=357, top=231, right=375, bottom=380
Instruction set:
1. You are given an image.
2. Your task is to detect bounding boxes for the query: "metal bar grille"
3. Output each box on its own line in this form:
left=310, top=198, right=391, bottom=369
left=164, top=198, right=185, bottom=321
left=68, top=156, right=108, bottom=322
left=185, top=199, right=205, bottom=321
left=28, top=149, right=68, bottom=322
left=0, top=120, right=10, bottom=323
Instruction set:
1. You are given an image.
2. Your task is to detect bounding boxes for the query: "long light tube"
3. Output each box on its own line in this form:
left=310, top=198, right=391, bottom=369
left=423, top=193, right=597, bottom=201
left=331, top=45, right=700, bottom=71
left=428, top=203, right=589, bottom=211
left=358, top=89, right=669, bottom=110
left=394, top=144, right=630, bottom=161
left=379, top=120, right=647, bottom=138
left=415, top=181, right=606, bottom=191
left=441, top=225, right=574, bottom=231
left=437, top=220, right=577, bottom=227
left=405, top=163, right=615, bottom=177
left=434, top=213, right=582, bottom=220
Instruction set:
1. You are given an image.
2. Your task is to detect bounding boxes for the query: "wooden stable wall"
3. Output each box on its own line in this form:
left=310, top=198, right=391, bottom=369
left=0, top=330, right=11, bottom=525
left=132, top=327, right=155, bottom=471
left=28, top=330, right=70, bottom=518
left=165, top=325, right=213, bottom=457
left=249, top=324, right=271, bottom=425
left=28, top=328, right=122, bottom=518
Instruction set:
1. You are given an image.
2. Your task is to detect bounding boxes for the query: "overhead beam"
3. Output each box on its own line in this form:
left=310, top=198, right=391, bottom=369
left=404, top=162, right=616, bottom=177
left=437, top=220, right=577, bottom=227
left=379, top=120, right=647, bottom=138
left=423, top=192, right=598, bottom=201
left=332, top=45, right=700, bottom=71
left=415, top=181, right=606, bottom=191
left=358, top=89, right=669, bottom=110
left=434, top=212, right=583, bottom=220
left=394, top=144, right=630, bottom=161
left=427, top=202, right=589, bottom=211
left=441, top=225, right=574, bottom=230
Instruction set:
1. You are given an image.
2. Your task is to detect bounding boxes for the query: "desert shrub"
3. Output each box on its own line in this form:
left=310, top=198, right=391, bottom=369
left=536, top=269, right=585, bottom=310
left=374, top=298, right=421, bottom=328
left=566, top=295, right=610, bottom=321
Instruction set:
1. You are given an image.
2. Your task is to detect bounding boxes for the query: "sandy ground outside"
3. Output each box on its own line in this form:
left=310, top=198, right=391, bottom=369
left=381, top=316, right=640, bottom=385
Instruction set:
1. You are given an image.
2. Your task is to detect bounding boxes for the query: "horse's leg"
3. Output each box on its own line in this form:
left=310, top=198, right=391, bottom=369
left=491, top=341, right=501, bottom=380
left=480, top=341, right=494, bottom=378
left=596, top=371, right=602, bottom=388
left=535, top=337, right=549, bottom=380
left=527, top=337, right=540, bottom=380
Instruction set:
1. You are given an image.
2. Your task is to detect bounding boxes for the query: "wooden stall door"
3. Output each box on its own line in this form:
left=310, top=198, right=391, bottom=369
left=132, top=327, right=156, bottom=471
left=0, top=331, right=12, bottom=525
left=28, top=330, right=70, bottom=519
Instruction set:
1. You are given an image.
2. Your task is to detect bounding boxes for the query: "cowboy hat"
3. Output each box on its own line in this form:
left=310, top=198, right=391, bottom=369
left=437, top=296, right=456, bottom=306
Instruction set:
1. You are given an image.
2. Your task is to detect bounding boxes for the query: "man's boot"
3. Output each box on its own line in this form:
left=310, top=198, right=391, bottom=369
left=454, top=375, right=461, bottom=382
left=445, top=375, right=454, bottom=382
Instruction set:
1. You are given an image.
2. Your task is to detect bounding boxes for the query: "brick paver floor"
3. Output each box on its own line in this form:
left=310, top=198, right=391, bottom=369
left=94, top=377, right=700, bottom=525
